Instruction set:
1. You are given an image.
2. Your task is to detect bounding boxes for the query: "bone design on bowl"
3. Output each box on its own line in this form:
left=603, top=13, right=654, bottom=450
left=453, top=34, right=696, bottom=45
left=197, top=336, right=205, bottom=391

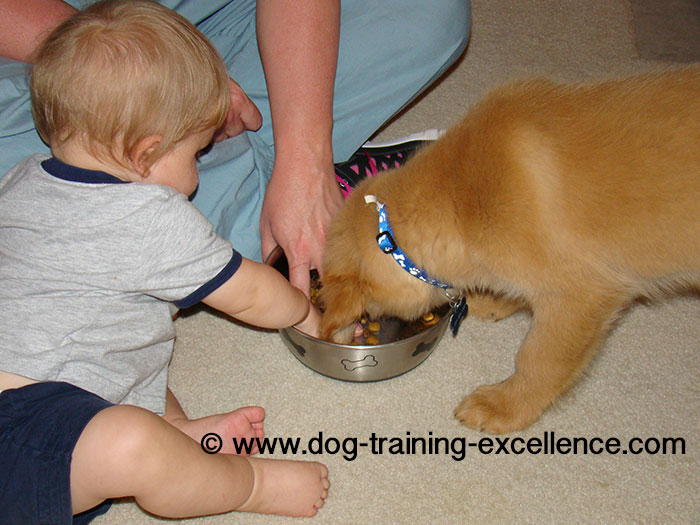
left=266, top=246, right=451, bottom=382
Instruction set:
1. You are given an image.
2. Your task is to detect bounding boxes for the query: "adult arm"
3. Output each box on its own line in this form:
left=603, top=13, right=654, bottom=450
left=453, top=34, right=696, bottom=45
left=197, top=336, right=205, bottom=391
left=0, top=0, right=76, bottom=62
left=256, top=0, right=343, bottom=295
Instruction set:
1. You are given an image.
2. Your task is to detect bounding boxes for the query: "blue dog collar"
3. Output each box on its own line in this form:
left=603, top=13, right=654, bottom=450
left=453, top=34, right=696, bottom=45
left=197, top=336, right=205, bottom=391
left=365, top=195, right=453, bottom=290
left=364, top=194, right=468, bottom=335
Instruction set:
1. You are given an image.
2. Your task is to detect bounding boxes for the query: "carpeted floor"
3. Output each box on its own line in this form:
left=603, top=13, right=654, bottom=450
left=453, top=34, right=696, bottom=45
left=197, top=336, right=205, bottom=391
left=96, top=1, right=700, bottom=523
left=631, top=0, right=700, bottom=61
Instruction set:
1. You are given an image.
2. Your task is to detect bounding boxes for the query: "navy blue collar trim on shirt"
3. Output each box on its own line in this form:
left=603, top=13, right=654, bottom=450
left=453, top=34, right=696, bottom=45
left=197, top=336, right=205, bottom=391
left=173, top=250, right=243, bottom=309
left=41, top=157, right=130, bottom=185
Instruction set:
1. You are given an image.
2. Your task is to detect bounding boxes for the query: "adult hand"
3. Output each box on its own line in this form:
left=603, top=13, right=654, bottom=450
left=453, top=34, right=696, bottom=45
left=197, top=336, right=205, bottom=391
left=213, top=77, right=262, bottom=143
left=259, top=153, right=343, bottom=295
left=255, top=0, right=341, bottom=295
left=0, top=0, right=76, bottom=62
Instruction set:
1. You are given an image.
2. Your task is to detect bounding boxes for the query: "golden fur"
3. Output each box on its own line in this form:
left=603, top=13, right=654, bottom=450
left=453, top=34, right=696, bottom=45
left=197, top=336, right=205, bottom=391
left=319, top=68, right=700, bottom=434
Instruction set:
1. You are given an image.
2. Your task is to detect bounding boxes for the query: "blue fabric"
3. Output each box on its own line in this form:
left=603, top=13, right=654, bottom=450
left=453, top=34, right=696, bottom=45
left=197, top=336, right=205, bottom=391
left=0, top=0, right=471, bottom=261
left=368, top=196, right=454, bottom=290
left=0, top=381, right=114, bottom=524
left=366, top=195, right=469, bottom=335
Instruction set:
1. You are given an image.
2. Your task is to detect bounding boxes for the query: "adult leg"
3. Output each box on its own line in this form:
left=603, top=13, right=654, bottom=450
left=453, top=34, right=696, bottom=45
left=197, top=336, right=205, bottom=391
left=0, top=58, right=51, bottom=176
left=184, top=0, right=472, bottom=260
left=0, top=1, right=471, bottom=260
left=195, top=0, right=471, bottom=158
left=331, top=1, right=471, bottom=160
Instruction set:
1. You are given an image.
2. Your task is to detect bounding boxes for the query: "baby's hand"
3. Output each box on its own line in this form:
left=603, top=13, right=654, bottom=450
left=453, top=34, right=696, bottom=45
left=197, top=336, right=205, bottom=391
left=294, top=303, right=321, bottom=338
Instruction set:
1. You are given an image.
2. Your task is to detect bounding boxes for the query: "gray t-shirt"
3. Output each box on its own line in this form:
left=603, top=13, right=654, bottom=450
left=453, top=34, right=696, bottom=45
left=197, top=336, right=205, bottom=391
left=0, top=155, right=241, bottom=414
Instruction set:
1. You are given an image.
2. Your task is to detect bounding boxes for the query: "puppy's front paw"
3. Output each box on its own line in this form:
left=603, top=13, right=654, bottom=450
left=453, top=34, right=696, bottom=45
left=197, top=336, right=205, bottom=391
left=328, top=323, right=356, bottom=344
left=454, top=380, right=543, bottom=434
left=319, top=314, right=356, bottom=343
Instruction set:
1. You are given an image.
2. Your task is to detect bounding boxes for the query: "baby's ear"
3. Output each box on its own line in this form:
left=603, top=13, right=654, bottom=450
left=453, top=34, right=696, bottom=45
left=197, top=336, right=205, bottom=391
left=129, top=135, right=162, bottom=176
left=318, top=273, right=369, bottom=342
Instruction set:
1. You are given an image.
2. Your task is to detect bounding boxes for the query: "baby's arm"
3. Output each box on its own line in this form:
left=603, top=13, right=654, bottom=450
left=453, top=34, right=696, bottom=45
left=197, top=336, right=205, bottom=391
left=202, top=258, right=320, bottom=337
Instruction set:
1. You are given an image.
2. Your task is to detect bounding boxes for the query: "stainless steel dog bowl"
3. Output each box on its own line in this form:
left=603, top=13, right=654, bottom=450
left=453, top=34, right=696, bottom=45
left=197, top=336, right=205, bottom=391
left=266, top=247, right=451, bottom=382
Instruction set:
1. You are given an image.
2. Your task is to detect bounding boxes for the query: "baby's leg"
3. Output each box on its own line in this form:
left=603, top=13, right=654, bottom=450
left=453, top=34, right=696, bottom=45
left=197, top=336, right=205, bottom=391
left=162, top=388, right=265, bottom=454
left=71, top=404, right=329, bottom=518
left=237, top=457, right=329, bottom=516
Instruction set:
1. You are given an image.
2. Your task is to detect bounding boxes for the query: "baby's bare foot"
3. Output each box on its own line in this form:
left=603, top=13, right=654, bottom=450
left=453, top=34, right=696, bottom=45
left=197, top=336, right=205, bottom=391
left=169, top=406, right=265, bottom=455
left=237, top=458, right=329, bottom=517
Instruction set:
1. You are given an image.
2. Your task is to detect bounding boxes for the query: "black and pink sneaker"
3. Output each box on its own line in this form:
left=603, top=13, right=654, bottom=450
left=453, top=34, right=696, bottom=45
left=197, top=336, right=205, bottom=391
left=334, top=130, right=444, bottom=199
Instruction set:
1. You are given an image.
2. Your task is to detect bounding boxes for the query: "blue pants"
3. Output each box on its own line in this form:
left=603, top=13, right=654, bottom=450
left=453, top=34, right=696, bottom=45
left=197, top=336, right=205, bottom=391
left=0, top=0, right=471, bottom=260
left=0, top=382, right=114, bottom=524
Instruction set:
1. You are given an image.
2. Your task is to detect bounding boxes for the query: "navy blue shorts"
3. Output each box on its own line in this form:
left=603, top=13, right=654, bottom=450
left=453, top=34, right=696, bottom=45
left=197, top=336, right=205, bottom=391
left=0, top=381, right=114, bottom=524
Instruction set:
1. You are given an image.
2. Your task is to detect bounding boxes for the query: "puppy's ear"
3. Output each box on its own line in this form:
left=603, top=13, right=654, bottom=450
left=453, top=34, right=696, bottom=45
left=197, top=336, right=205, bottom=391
left=318, top=273, right=368, bottom=342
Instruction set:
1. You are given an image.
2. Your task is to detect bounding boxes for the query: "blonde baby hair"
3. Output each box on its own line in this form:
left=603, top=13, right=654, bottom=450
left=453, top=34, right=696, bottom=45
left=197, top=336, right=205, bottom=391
left=30, top=0, right=230, bottom=170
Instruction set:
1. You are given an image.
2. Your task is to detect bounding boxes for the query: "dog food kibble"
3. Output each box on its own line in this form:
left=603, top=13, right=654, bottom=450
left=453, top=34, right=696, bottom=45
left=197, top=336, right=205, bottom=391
left=365, top=335, right=380, bottom=345
left=368, top=321, right=381, bottom=333
left=422, top=312, right=440, bottom=326
left=309, top=280, right=321, bottom=304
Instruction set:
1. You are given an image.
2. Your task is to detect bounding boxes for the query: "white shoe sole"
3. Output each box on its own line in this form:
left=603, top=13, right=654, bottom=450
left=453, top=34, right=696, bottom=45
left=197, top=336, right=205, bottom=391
left=361, top=129, right=445, bottom=148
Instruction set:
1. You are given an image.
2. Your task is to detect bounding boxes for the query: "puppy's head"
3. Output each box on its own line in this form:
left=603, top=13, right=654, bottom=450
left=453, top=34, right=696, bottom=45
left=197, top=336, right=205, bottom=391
left=319, top=177, right=445, bottom=343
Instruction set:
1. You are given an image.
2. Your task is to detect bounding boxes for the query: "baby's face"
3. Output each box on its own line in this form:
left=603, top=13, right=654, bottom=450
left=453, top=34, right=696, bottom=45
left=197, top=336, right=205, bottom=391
left=145, top=126, right=217, bottom=196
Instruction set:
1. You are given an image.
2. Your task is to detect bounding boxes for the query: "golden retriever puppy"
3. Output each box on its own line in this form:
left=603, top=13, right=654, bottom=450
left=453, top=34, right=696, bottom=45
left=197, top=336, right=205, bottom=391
left=319, top=67, right=700, bottom=434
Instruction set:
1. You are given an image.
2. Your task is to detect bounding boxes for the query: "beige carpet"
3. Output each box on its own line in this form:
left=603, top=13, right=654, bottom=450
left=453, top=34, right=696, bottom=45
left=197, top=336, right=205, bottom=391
left=97, top=1, right=700, bottom=523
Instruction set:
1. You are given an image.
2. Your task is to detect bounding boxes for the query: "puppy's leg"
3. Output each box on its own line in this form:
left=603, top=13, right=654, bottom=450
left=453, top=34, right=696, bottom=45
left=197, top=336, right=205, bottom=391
left=318, top=274, right=368, bottom=343
left=455, top=287, right=626, bottom=433
left=466, top=291, right=525, bottom=322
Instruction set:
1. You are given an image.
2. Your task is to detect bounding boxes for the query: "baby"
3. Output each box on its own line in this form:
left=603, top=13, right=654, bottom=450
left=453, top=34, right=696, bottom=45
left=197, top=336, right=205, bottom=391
left=0, top=0, right=328, bottom=522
